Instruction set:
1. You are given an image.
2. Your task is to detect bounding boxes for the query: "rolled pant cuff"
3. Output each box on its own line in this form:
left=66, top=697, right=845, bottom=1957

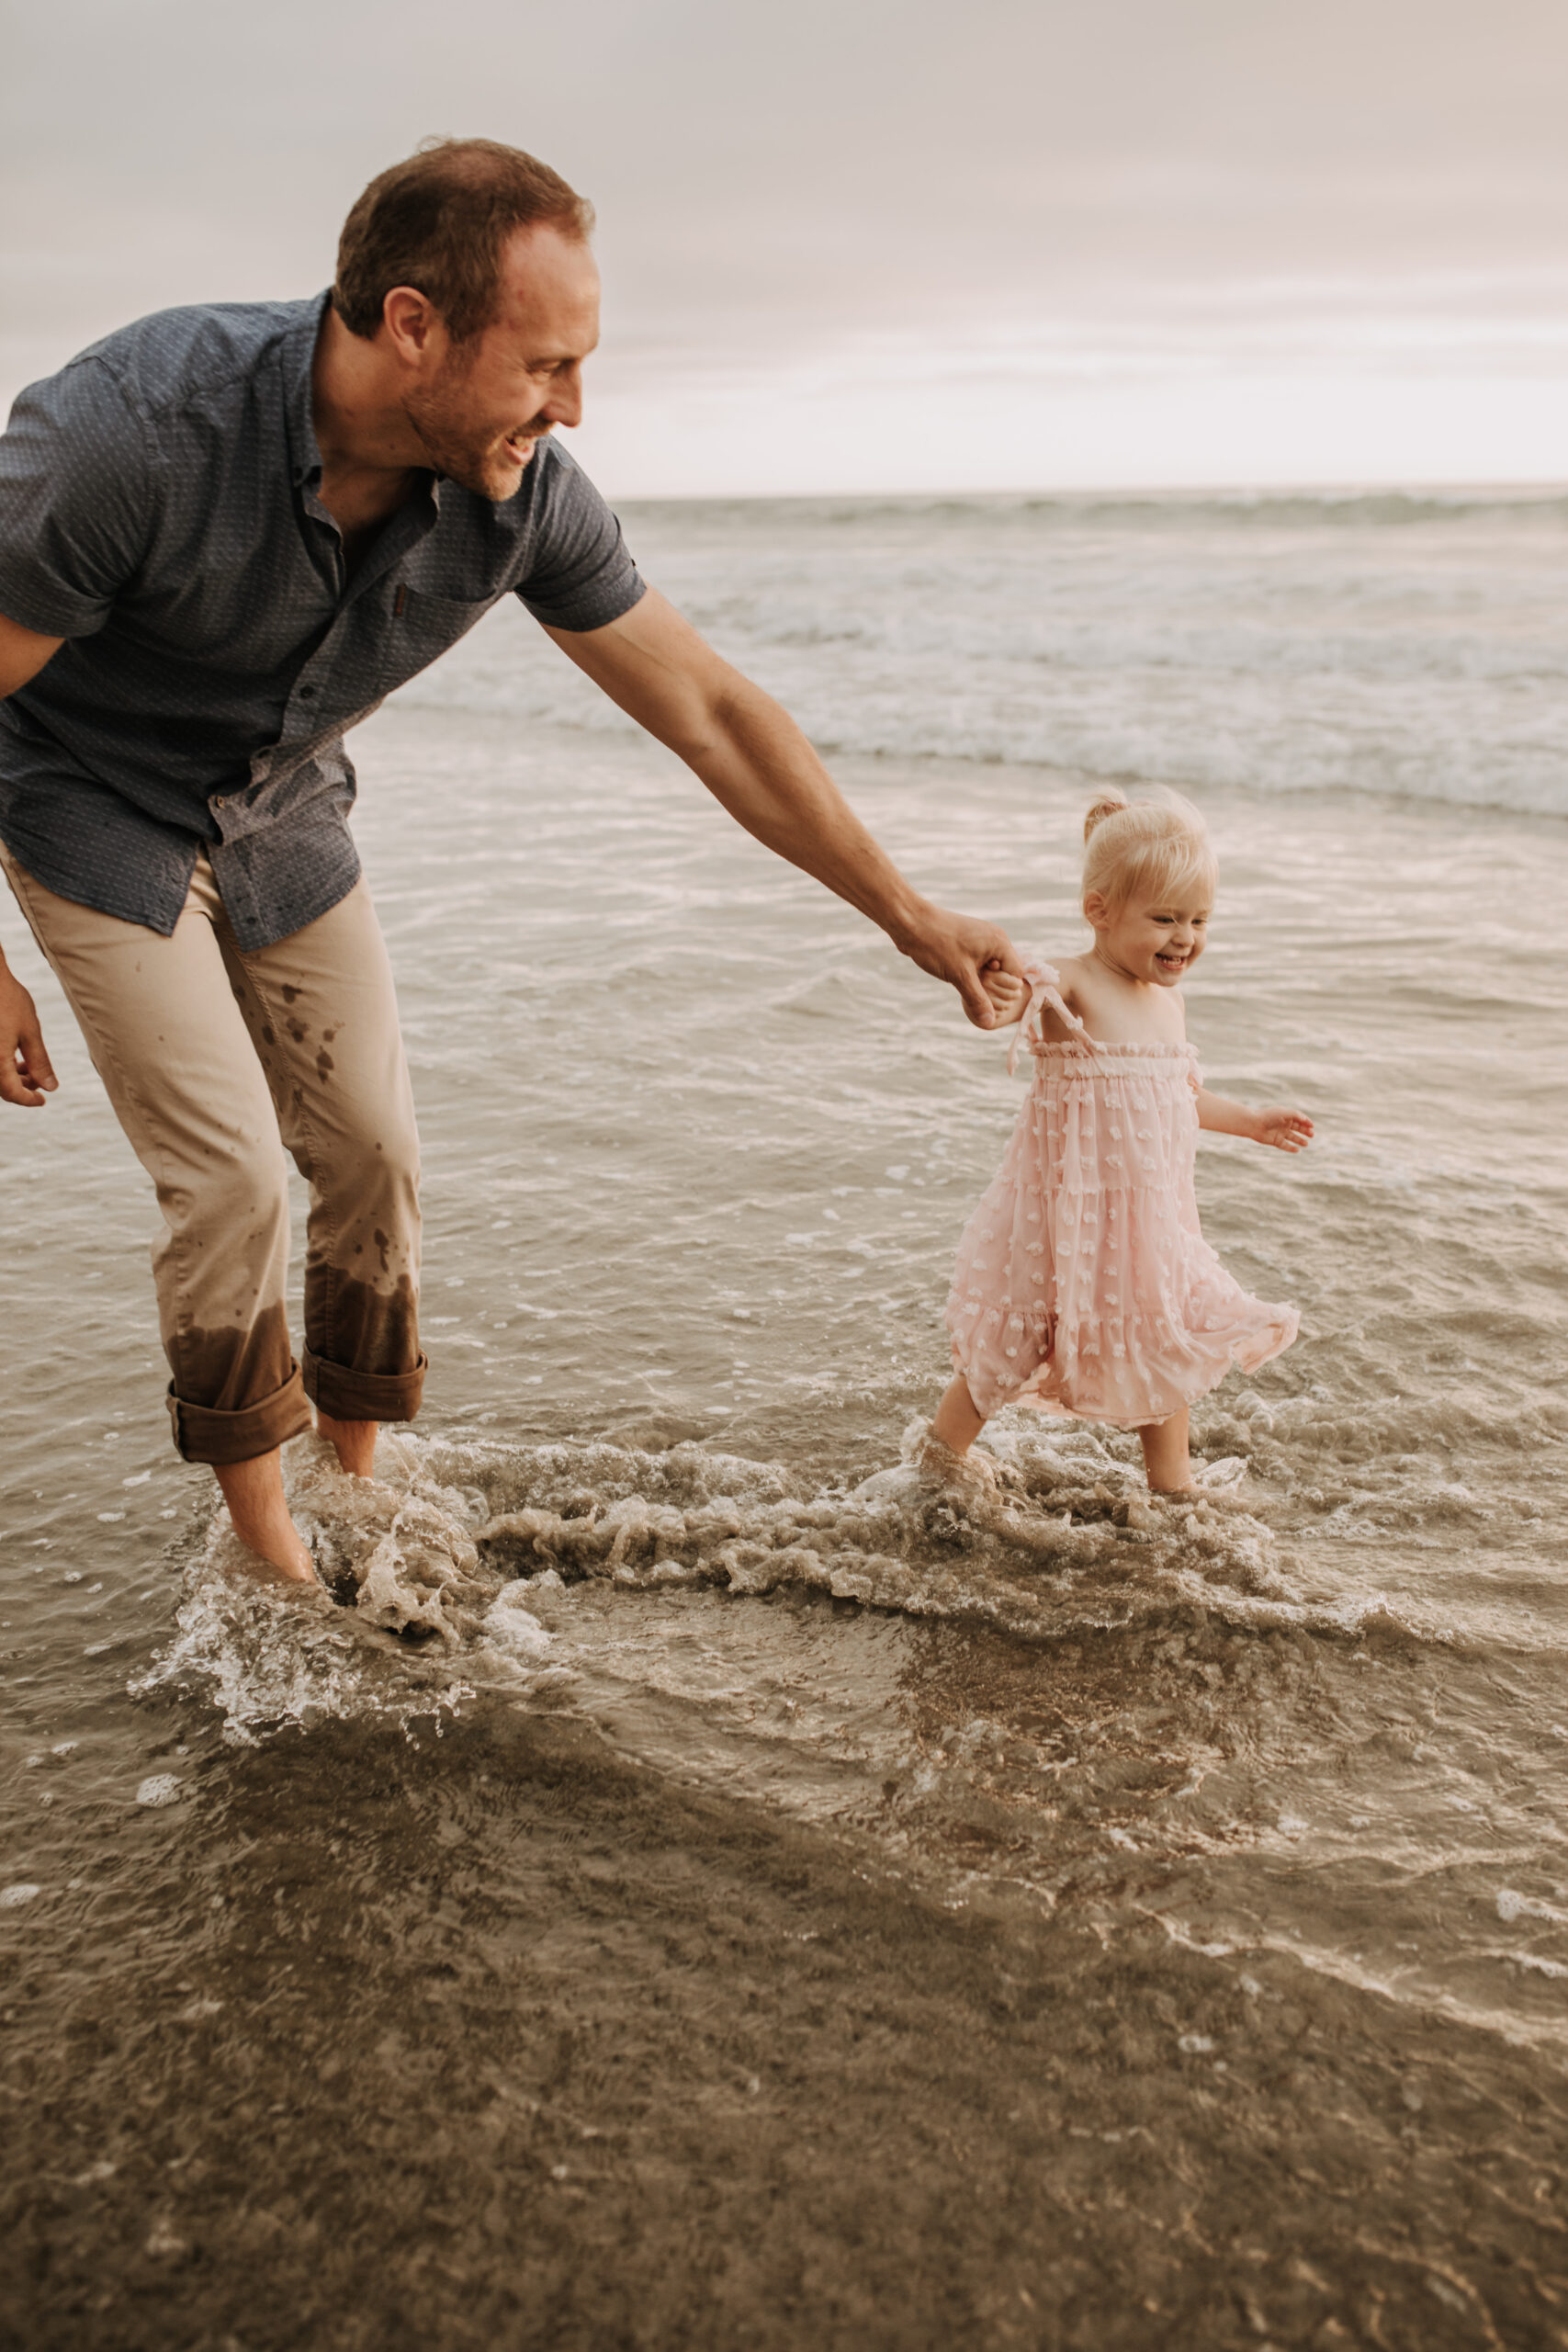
left=302, top=1349, right=427, bottom=1424
left=167, top=1361, right=314, bottom=1466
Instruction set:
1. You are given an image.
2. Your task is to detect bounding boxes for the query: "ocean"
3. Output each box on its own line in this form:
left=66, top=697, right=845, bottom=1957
left=3, top=486, right=1566, bottom=2348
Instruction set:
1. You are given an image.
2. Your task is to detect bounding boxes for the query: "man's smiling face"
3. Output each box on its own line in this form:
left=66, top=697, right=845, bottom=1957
left=403, top=221, right=601, bottom=501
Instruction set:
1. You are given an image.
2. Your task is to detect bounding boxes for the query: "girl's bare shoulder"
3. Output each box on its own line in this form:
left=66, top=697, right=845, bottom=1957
left=1051, top=952, right=1096, bottom=1012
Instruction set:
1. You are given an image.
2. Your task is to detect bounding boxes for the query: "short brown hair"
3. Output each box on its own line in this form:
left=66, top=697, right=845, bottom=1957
left=333, top=138, right=593, bottom=343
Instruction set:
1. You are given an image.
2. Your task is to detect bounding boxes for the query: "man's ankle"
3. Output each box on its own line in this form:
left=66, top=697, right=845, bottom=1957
left=317, top=1410, right=378, bottom=1477
left=211, top=1453, right=317, bottom=1583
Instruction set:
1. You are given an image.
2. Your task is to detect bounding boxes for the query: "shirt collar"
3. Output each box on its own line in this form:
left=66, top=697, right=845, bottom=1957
left=283, top=290, right=333, bottom=492
left=281, top=288, right=444, bottom=514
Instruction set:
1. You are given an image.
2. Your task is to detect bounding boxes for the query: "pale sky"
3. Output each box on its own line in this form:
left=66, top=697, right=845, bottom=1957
left=3, top=0, right=1565, bottom=494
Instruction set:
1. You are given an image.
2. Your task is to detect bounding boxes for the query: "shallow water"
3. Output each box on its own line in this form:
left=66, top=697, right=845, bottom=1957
left=3, top=492, right=1567, bottom=2348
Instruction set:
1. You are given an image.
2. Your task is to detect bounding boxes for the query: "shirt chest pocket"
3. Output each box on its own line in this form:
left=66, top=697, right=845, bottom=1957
left=381, top=583, right=502, bottom=690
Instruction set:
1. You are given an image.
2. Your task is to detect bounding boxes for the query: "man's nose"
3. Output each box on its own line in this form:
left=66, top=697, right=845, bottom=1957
left=542, top=365, right=584, bottom=430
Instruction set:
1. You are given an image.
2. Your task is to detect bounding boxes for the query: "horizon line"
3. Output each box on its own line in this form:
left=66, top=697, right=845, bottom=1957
left=604, top=475, right=1568, bottom=508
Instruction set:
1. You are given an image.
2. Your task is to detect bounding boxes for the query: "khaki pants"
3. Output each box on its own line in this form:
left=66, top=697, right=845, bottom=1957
left=3, top=849, right=424, bottom=1464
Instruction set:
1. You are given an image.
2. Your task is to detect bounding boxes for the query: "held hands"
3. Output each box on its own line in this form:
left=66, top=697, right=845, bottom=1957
left=980, top=966, right=1031, bottom=1024
left=0, top=965, right=57, bottom=1107
left=1250, top=1107, right=1314, bottom=1154
left=899, top=907, right=1021, bottom=1030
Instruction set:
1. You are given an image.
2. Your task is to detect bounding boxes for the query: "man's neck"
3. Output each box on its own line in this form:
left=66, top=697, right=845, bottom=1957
left=310, top=306, right=426, bottom=543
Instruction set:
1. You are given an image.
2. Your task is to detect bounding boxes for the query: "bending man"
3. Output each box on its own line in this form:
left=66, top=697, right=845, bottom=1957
left=0, top=139, right=1016, bottom=1582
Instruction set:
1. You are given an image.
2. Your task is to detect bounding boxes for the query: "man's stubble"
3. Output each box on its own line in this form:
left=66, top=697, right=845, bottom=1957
left=403, top=349, right=549, bottom=503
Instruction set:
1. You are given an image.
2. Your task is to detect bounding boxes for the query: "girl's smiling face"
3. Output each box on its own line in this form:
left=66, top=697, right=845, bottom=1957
left=1086, top=888, right=1212, bottom=987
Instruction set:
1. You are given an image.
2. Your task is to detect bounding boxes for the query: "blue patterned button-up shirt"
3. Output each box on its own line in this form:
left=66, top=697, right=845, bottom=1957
left=0, top=293, right=645, bottom=948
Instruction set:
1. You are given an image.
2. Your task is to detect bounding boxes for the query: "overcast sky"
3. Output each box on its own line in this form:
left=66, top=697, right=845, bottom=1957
left=4, top=0, right=1565, bottom=493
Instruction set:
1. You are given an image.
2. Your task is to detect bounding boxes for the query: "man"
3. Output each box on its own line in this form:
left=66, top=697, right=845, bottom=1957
left=0, top=139, right=1017, bottom=1584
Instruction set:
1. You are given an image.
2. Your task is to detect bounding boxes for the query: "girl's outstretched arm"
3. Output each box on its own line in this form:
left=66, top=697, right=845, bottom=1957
left=1196, top=1089, right=1314, bottom=1152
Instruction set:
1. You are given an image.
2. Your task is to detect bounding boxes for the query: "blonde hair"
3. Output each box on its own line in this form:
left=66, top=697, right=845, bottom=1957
left=1081, top=786, right=1216, bottom=911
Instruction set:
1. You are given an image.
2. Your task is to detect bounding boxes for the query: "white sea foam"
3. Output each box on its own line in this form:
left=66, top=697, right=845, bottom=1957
left=132, top=1774, right=183, bottom=1808
left=133, top=1406, right=1495, bottom=1758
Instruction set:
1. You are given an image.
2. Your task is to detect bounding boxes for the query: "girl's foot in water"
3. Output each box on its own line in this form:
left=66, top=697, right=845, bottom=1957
left=908, top=1381, right=1000, bottom=1500
left=1138, top=1406, right=1193, bottom=1496
left=929, top=1373, right=986, bottom=1458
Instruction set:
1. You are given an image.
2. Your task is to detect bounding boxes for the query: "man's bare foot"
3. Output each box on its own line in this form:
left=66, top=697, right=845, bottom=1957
left=212, top=1448, right=318, bottom=1584
left=316, top=1411, right=378, bottom=1478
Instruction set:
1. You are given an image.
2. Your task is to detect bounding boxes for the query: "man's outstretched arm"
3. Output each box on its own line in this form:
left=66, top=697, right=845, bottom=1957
left=545, top=588, right=1019, bottom=1028
left=0, top=610, right=65, bottom=1105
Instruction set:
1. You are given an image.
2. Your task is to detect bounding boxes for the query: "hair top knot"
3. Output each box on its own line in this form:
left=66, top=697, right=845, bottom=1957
left=1083, top=788, right=1131, bottom=844
left=1081, top=786, right=1216, bottom=912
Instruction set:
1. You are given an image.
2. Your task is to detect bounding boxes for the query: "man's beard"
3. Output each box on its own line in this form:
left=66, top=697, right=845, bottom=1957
left=404, top=359, right=548, bottom=502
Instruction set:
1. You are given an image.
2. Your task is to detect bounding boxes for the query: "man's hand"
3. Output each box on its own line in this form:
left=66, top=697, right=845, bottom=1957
left=545, top=591, right=1021, bottom=1026
left=897, top=910, right=1021, bottom=1030
left=0, top=963, right=57, bottom=1107
left=0, top=615, right=66, bottom=1102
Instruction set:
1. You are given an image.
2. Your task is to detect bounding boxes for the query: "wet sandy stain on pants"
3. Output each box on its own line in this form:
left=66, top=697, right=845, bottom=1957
left=169, top=1299, right=294, bottom=1413
left=321, top=1271, right=420, bottom=1377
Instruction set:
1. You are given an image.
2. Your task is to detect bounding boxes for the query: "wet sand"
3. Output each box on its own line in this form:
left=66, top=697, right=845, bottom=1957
left=6, top=1670, right=1567, bottom=2352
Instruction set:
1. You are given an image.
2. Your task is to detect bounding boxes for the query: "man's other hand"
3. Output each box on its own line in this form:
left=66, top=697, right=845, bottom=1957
left=898, top=908, right=1022, bottom=1030
left=0, top=966, right=58, bottom=1106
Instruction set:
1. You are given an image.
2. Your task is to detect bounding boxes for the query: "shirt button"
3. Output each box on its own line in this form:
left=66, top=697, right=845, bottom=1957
left=299, top=684, right=317, bottom=699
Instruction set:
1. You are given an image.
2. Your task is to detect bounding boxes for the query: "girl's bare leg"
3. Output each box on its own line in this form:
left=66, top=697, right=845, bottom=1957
left=930, top=1374, right=986, bottom=1456
left=1139, top=1406, right=1192, bottom=1494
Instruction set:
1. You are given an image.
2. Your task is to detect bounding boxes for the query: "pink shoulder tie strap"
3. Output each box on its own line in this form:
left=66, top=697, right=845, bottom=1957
left=1007, top=956, right=1096, bottom=1075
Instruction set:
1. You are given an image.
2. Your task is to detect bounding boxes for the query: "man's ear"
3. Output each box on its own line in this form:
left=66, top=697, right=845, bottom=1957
left=381, top=286, right=444, bottom=368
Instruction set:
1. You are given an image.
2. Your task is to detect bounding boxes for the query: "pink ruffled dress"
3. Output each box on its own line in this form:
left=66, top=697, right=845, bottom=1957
left=945, top=957, right=1299, bottom=1428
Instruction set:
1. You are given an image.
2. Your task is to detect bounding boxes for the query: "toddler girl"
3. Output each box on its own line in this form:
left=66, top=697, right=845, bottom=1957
left=924, top=787, right=1311, bottom=1496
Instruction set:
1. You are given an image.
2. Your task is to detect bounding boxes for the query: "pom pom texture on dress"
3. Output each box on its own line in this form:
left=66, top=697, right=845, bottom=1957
left=946, top=957, right=1298, bottom=1428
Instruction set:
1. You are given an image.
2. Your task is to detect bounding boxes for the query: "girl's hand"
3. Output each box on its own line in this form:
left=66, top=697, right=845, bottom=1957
left=1252, top=1107, right=1314, bottom=1153
left=981, top=966, right=1031, bottom=1025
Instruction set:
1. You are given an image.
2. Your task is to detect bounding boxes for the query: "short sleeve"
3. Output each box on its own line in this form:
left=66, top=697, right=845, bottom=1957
left=514, top=442, right=646, bottom=633
left=0, top=358, right=157, bottom=638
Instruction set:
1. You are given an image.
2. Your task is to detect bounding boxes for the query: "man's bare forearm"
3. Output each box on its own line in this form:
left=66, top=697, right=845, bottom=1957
left=634, top=669, right=1021, bottom=1024
left=544, top=590, right=1019, bottom=1024
left=669, top=672, right=929, bottom=944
